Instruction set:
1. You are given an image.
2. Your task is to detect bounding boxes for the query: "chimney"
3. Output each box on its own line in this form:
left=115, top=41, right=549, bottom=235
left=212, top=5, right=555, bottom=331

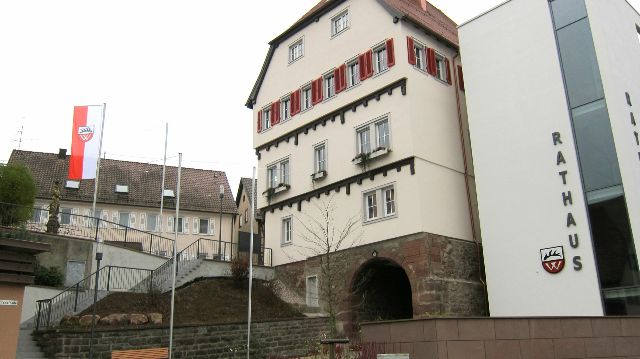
left=58, top=148, right=67, bottom=159
left=420, top=0, right=427, bottom=11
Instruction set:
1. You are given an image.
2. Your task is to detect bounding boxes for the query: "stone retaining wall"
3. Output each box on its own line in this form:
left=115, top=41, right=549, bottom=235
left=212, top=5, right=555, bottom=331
left=34, top=317, right=329, bottom=358
left=361, top=317, right=640, bottom=358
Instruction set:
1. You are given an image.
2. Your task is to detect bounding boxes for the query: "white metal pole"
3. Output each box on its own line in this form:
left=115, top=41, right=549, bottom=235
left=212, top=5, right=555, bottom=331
left=246, top=166, right=256, bottom=359
left=91, top=104, right=107, bottom=225
left=159, top=123, right=168, bottom=246
left=168, top=153, right=182, bottom=359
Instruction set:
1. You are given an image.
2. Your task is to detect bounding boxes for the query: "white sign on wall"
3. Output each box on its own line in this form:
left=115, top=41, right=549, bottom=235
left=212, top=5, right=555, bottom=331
left=0, top=300, right=19, bottom=306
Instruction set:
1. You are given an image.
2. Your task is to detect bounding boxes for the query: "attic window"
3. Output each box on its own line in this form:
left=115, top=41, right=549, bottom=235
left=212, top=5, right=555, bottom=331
left=115, top=185, right=129, bottom=193
left=163, top=189, right=175, bottom=198
left=65, top=180, right=80, bottom=189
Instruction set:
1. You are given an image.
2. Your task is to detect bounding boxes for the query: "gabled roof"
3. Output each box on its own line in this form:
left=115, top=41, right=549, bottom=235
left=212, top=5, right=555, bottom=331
left=245, top=0, right=459, bottom=109
left=8, top=150, right=238, bottom=214
left=236, top=177, right=262, bottom=220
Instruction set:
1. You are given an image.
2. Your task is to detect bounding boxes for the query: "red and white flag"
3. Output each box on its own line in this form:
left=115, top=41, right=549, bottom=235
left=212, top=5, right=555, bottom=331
left=68, top=105, right=104, bottom=180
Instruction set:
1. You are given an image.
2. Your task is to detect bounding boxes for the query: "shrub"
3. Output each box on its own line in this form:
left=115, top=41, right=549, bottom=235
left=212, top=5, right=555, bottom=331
left=0, top=164, right=36, bottom=226
left=34, top=265, right=64, bottom=287
left=229, top=256, right=249, bottom=287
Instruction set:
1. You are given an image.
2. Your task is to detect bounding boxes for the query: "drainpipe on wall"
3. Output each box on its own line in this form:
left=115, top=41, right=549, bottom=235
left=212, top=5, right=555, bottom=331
left=452, top=53, right=489, bottom=315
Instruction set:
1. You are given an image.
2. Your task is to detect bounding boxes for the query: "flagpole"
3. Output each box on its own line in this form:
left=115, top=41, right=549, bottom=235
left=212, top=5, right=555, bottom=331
left=159, top=123, right=168, bottom=250
left=91, top=103, right=106, bottom=221
left=246, top=166, right=256, bottom=359
left=168, top=153, right=182, bottom=359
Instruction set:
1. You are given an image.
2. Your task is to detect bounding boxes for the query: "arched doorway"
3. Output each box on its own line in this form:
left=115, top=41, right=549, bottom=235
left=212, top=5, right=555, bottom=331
left=350, top=258, right=413, bottom=325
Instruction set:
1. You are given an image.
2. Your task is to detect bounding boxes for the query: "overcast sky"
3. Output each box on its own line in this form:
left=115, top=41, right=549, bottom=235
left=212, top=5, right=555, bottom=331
left=1, top=0, right=638, bottom=197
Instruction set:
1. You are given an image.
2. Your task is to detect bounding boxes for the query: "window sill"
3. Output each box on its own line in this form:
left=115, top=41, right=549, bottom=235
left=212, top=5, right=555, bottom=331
left=330, top=27, right=350, bottom=39
left=288, top=56, right=304, bottom=66
left=346, top=82, right=361, bottom=92
left=352, top=148, right=390, bottom=165
left=311, top=170, right=327, bottom=181
left=263, top=184, right=290, bottom=197
left=259, top=127, right=273, bottom=134
left=281, top=241, right=293, bottom=247
left=322, top=95, right=336, bottom=104
left=373, top=68, right=390, bottom=78
left=363, top=213, right=397, bottom=226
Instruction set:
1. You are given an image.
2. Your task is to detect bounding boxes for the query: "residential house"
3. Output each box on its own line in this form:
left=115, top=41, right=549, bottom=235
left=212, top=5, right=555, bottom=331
left=246, top=0, right=484, bottom=331
left=235, top=177, right=266, bottom=264
left=459, top=0, right=640, bottom=316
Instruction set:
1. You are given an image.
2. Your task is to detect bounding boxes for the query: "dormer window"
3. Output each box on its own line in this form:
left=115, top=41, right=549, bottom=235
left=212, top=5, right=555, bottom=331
left=163, top=189, right=175, bottom=198
left=65, top=180, right=80, bottom=189
left=289, top=38, right=304, bottom=64
left=115, top=184, right=129, bottom=193
left=331, top=9, right=349, bottom=37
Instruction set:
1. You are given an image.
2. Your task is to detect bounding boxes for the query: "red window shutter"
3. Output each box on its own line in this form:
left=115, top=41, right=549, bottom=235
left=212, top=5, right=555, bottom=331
left=340, top=63, right=347, bottom=91
left=312, top=77, right=323, bottom=105
left=457, top=65, right=465, bottom=91
left=291, top=89, right=300, bottom=115
left=257, top=111, right=262, bottom=133
left=445, top=58, right=452, bottom=85
left=407, top=36, right=416, bottom=65
left=386, top=38, right=395, bottom=67
left=365, top=49, right=373, bottom=78
left=335, top=64, right=347, bottom=94
left=427, top=48, right=437, bottom=76
left=317, top=78, right=324, bottom=102
left=334, top=67, right=341, bottom=94
left=358, top=53, right=366, bottom=81
left=271, top=101, right=280, bottom=125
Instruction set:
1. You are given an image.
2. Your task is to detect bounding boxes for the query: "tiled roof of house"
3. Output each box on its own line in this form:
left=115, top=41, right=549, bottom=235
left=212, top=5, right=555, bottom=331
left=8, top=150, right=238, bottom=214
left=246, top=0, right=458, bottom=108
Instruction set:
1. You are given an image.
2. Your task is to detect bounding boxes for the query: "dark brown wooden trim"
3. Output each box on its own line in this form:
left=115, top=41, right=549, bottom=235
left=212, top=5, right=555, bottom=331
left=0, top=273, right=34, bottom=285
left=0, top=261, right=34, bottom=274
left=262, top=156, right=415, bottom=214
left=0, top=238, right=50, bottom=253
left=255, top=78, right=408, bottom=160
left=0, top=251, right=35, bottom=264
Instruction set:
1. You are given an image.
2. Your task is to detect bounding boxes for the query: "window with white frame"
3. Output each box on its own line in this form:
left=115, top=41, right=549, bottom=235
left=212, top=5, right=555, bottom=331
left=314, top=143, right=326, bottom=173
left=118, top=212, right=131, bottom=227
left=282, top=217, right=292, bottom=245
left=324, top=73, right=335, bottom=99
left=60, top=208, right=72, bottom=225
left=374, top=45, right=388, bottom=74
left=262, top=107, right=271, bottom=131
left=244, top=209, right=249, bottom=223
left=331, top=10, right=349, bottom=37
left=267, top=158, right=290, bottom=189
left=289, top=39, right=304, bottom=63
left=198, top=218, right=210, bottom=235
left=435, top=52, right=447, bottom=82
left=414, top=43, right=425, bottom=70
left=32, top=207, right=42, bottom=223
left=356, top=117, right=390, bottom=155
left=147, top=213, right=158, bottom=232
left=363, top=184, right=397, bottom=222
left=302, top=85, right=312, bottom=111
left=306, top=276, right=319, bottom=307
left=347, top=60, right=360, bottom=88
left=176, top=217, right=185, bottom=233
left=281, top=96, right=291, bottom=121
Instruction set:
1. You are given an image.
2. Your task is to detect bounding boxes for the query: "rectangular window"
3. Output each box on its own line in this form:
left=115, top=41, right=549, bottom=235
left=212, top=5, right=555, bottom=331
left=119, top=212, right=131, bottom=227
left=147, top=213, right=158, bottom=232
left=314, top=143, right=326, bottom=173
left=365, top=192, right=378, bottom=220
left=375, top=119, right=390, bottom=150
left=347, top=60, right=360, bottom=88
left=282, top=217, right=292, bottom=245
left=357, top=128, right=370, bottom=155
left=60, top=208, right=72, bottom=225
left=267, top=165, right=278, bottom=189
left=363, top=184, right=397, bottom=222
left=324, top=73, right=335, bottom=99
left=198, top=218, right=210, bottom=234
left=637, top=25, right=640, bottom=45
left=374, top=45, right=388, bottom=74
left=245, top=209, right=249, bottom=223
left=281, top=96, right=291, bottom=121
left=177, top=217, right=185, bottom=233
left=31, top=207, right=42, bottom=223
left=280, top=160, right=290, bottom=185
left=302, top=85, right=312, bottom=111
left=435, top=53, right=447, bottom=81
left=306, top=276, right=319, bottom=307
left=331, top=10, right=349, bottom=36
left=262, top=108, right=271, bottom=130
left=414, top=44, right=425, bottom=70
left=289, top=39, right=304, bottom=63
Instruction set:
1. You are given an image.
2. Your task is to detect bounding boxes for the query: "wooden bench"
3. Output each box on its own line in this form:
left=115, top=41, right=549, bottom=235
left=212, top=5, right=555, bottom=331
left=111, top=348, right=168, bottom=359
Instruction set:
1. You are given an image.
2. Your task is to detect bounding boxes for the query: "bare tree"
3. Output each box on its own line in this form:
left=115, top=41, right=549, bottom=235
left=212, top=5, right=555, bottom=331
left=286, top=195, right=362, bottom=338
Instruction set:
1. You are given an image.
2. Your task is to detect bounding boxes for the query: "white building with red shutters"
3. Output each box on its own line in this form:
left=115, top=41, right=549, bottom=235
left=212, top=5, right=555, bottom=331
left=246, top=0, right=484, bottom=329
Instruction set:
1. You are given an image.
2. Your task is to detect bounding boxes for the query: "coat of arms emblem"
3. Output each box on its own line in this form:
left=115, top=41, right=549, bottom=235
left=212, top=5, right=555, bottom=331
left=78, top=126, right=94, bottom=142
left=540, top=246, right=565, bottom=274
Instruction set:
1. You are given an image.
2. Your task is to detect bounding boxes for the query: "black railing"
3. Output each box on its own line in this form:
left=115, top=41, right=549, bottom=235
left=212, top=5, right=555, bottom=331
left=0, top=202, right=174, bottom=258
left=35, top=266, right=152, bottom=330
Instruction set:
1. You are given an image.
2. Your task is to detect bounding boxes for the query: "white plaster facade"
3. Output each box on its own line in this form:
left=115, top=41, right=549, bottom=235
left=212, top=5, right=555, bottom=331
left=249, top=0, right=478, bottom=266
left=459, top=0, right=640, bottom=316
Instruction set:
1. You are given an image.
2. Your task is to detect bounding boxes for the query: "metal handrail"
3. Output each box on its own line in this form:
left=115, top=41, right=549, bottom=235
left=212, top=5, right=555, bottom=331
left=0, top=202, right=174, bottom=258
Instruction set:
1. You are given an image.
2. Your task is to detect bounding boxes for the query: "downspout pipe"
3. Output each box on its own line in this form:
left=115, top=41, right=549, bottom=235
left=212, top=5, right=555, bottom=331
left=452, top=53, right=489, bottom=315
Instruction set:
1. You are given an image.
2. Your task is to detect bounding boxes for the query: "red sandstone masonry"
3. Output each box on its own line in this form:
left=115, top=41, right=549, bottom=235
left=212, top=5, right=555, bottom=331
left=361, top=317, right=640, bottom=359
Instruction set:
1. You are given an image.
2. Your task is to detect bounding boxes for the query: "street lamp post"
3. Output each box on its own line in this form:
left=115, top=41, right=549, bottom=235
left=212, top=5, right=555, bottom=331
left=218, top=185, right=224, bottom=259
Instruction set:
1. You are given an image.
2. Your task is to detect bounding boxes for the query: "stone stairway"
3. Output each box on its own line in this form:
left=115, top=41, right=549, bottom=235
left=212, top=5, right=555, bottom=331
left=173, top=258, right=204, bottom=289
left=15, top=329, right=45, bottom=359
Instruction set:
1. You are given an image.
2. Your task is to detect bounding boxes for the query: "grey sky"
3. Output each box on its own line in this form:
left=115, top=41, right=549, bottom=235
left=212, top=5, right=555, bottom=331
left=1, top=0, right=638, bottom=194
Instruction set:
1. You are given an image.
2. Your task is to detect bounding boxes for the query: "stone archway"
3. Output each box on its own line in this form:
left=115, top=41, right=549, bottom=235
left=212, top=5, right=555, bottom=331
left=350, top=258, right=413, bottom=325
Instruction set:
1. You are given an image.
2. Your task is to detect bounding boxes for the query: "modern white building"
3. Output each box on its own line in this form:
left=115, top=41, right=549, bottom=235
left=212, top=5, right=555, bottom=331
left=247, top=0, right=485, bottom=327
left=459, top=0, right=640, bottom=316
